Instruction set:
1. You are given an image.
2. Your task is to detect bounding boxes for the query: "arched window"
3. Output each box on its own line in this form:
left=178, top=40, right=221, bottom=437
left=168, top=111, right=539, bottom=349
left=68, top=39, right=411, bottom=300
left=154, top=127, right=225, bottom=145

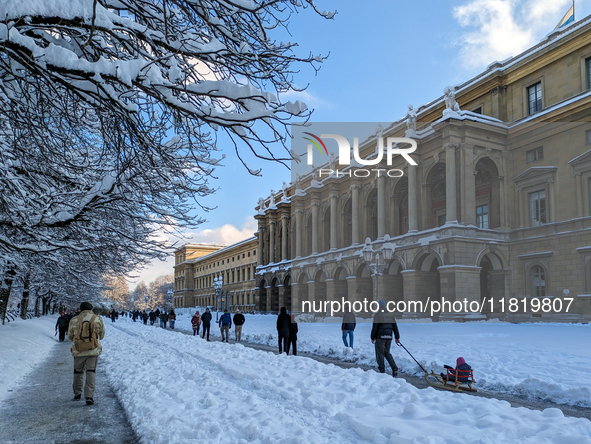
left=531, top=265, right=546, bottom=297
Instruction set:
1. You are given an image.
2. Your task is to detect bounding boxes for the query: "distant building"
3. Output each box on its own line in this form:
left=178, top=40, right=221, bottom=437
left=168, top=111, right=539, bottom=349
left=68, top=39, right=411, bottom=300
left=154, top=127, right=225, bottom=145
left=173, top=238, right=258, bottom=312
left=254, top=16, right=591, bottom=322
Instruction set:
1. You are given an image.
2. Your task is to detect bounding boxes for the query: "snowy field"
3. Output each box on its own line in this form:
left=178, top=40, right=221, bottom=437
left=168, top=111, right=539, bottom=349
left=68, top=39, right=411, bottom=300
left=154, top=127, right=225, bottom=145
left=0, top=315, right=57, bottom=403
left=102, top=320, right=591, bottom=444
left=172, top=310, right=591, bottom=408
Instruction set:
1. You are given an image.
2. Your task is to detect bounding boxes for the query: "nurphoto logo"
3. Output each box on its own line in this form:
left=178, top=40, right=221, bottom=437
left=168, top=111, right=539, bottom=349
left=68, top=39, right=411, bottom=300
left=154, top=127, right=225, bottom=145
left=301, top=132, right=417, bottom=179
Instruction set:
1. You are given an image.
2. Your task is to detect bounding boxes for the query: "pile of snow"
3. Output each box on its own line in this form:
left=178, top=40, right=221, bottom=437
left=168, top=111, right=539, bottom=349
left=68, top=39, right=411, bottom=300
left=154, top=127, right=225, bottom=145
left=0, top=315, right=58, bottom=402
left=172, top=311, right=591, bottom=407
left=102, top=321, right=591, bottom=443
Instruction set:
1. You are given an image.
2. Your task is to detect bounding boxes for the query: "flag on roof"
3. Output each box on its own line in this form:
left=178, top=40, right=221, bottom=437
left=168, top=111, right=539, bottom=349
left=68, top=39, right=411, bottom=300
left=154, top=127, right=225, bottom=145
left=555, top=5, right=575, bottom=29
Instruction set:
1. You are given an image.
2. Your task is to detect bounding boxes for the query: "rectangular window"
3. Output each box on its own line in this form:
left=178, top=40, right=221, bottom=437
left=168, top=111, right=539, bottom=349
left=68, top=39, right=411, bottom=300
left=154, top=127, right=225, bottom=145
left=476, top=204, right=489, bottom=229
left=528, top=82, right=542, bottom=115
left=248, top=252, right=250, bottom=257
left=232, top=271, right=235, bottom=283
left=526, top=146, right=543, bottom=163
left=242, top=254, right=245, bottom=259
left=247, top=268, right=250, bottom=280
left=242, top=269, right=245, bottom=281
left=529, top=190, right=546, bottom=227
left=587, top=57, right=591, bottom=89
left=232, top=257, right=234, bottom=262
left=437, top=214, right=446, bottom=227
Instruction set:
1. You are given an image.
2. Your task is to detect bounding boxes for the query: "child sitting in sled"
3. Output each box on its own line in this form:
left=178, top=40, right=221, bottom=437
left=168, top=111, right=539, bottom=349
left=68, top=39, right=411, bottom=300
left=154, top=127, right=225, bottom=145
left=440, top=357, right=472, bottom=383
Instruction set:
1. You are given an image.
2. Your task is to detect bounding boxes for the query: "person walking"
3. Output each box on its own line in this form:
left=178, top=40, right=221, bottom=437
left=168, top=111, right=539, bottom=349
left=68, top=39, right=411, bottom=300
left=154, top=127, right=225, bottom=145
left=276, top=307, right=290, bottom=354
left=219, top=310, right=232, bottom=342
left=110, top=310, right=117, bottom=323
left=191, top=311, right=201, bottom=336
left=159, top=311, right=169, bottom=329
left=233, top=311, right=245, bottom=342
left=55, top=312, right=70, bottom=342
left=341, top=308, right=356, bottom=348
left=149, top=310, right=156, bottom=326
left=201, top=308, right=212, bottom=341
left=287, top=314, right=298, bottom=356
left=169, top=309, right=176, bottom=329
left=370, top=300, right=401, bottom=377
left=142, top=310, right=148, bottom=325
left=67, top=302, right=105, bottom=405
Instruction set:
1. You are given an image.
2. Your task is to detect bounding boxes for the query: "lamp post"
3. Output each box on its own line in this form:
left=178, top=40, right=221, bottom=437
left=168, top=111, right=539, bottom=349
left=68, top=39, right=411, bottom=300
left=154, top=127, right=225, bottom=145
left=361, top=235, right=394, bottom=302
left=167, top=289, right=173, bottom=310
left=213, top=276, right=223, bottom=322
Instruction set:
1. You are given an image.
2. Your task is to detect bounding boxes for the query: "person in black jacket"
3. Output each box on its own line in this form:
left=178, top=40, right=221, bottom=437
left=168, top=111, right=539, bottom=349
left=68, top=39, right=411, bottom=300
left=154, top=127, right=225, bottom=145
left=55, top=312, right=69, bottom=341
left=287, top=314, right=298, bottom=356
left=276, top=306, right=290, bottom=354
left=201, top=307, right=212, bottom=341
left=341, top=308, right=356, bottom=348
left=233, top=311, right=245, bottom=342
left=370, top=300, right=401, bottom=377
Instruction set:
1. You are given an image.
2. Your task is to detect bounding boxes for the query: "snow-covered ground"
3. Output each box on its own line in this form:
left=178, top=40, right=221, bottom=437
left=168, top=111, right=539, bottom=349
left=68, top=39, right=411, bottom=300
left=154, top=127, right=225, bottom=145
left=0, top=315, right=58, bottom=403
left=172, top=309, right=591, bottom=408
left=102, top=320, right=591, bottom=443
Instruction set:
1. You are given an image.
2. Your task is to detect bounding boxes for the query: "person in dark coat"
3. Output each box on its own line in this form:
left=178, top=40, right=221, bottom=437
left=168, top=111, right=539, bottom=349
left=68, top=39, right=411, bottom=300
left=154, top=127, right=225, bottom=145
left=287, top=314, right=298, bottom=356
left=341, top=308, right=356, bottom=348
left=201, top=308, right=212, bottom=341
left=441, top=357, right=472, bottom=383
left=276, top=307, right=291, bottom=354
left=110, top=310, right=117, bottom=323
left=149, top=311, right=156, bottom=325
left=233, top=311, right=245, bottom=342
left=142, top=311, right=148, bottom=325
left=55, top=312, right=69, bottom=342
left=370, top=300, right=401, bottom=377
left=159, top=311, right=169, bottom=328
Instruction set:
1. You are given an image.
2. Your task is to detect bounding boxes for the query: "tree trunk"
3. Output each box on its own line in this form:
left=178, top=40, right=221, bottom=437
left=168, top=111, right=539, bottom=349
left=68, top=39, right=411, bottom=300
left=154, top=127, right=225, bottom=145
left=35, top=295, right=41, bottom=317
left=0, top=266, right=17, bottom=325
left=20, top=273, right=31, bottom=320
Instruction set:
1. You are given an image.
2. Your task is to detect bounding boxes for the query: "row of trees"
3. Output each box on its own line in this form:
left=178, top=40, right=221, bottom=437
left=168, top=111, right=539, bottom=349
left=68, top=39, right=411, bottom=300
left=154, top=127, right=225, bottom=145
left=0, top=0, right=332, bottom=323
left=101, top=274, right=174, bottom=312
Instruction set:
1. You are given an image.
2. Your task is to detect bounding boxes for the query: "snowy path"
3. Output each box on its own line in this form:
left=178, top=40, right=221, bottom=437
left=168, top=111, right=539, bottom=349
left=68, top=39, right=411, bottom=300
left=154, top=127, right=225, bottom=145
left=0, top=338, right=138, bottom=444
left=102, top=321, right=591, bottom=444
left=173, top=311, right=591, bottom=408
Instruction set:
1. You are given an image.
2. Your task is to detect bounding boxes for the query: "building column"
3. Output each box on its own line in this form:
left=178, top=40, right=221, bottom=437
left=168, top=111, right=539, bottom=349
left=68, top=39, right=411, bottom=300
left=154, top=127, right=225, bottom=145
left=444, top=143, right=458, bottom=223
left=517, top=188, right=525, bottom=228
left=548, top=180, right=556, bottom=223
left=257, top=223, right=264, bottom=265
left=575, top=172, right=584, bottom=217
left=377, top=176, right=386, bottom=238
left=311, top=201, right=320, bottom=254
left=330, top=193, right=338, bottom=249
left=351, top=184, right=361, bottom=244
left=462, top=144, right=476, bottom=226
left=408, top=164, right=418, bottom=232
left=295, top=209, right=303, bottom=258
left=269, top=220, right=276, bottom=264
left=281, top=215, right=289, bottom=261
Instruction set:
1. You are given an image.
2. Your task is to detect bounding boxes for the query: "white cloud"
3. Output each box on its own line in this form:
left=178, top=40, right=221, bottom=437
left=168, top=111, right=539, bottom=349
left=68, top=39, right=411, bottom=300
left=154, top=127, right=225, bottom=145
left=453, top=0, right=572, bottom=70
left=127, top=218, right=257, bottom=291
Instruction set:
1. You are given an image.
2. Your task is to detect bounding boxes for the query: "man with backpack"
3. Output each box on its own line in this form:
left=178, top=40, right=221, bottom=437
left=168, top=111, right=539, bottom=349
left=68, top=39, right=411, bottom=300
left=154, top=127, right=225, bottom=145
left=67, top=302, right=105, bottom=405
left=219, top=309, right=232, bottom=342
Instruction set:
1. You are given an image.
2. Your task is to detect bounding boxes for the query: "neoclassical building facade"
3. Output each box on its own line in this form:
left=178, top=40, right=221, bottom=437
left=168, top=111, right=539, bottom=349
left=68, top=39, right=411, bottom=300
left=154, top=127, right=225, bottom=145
left=173, top=239, right=259, bottom=312
left=255, top=16, right=591, bottom=322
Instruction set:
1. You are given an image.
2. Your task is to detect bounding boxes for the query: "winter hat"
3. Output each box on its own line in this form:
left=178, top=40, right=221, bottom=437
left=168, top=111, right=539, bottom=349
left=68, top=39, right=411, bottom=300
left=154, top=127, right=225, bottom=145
left=80, top=302, right=93, bottom=311
left=456, top=357, right=466, bottom=366
left=195, top=311, right=200, bottom=315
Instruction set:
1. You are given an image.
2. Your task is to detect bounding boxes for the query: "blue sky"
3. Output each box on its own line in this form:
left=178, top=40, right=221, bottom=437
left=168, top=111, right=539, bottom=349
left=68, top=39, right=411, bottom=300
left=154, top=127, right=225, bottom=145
left=131, top=0, right=589, bottom=288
